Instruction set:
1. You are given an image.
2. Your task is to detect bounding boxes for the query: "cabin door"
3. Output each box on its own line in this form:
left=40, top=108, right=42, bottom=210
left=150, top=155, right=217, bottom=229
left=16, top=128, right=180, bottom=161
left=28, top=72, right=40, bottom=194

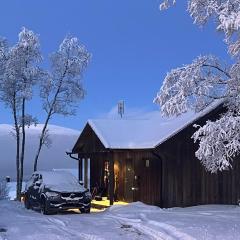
left=124, top=159, right=134, bottom=202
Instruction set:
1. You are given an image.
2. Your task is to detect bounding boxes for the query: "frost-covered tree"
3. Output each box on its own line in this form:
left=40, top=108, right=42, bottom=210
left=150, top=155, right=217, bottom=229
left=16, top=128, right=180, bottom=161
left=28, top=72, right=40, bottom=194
left=155, top=1, right=240, bottom=173
left=33, top=36, right=90, bottom=171
left=0, top=29, right=90, bottom=196
left=0, top=28, right=41, bottom=200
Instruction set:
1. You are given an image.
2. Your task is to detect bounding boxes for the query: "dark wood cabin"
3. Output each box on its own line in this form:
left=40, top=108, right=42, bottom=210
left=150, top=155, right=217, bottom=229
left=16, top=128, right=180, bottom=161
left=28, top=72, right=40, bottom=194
left=69, top=102, right=240, bottom=208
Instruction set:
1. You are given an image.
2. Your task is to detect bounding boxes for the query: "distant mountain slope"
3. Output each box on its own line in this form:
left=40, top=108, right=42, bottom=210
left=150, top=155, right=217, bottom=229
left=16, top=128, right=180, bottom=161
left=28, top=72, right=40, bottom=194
left=0, top=124, right=80, bottom=181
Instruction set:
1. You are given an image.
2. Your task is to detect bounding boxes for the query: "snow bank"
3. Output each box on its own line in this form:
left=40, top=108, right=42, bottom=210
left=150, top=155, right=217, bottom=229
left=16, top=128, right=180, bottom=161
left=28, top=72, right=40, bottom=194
left=7, top=182, right=26, bottom=200
left=107, top=201, right=162, bottom=214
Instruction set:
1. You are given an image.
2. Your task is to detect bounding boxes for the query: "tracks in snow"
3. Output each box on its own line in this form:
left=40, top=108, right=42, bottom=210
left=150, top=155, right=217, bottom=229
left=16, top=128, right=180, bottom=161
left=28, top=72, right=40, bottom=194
left=107, top=213, right=196, bottom=240
left=46, top=213, right=196, bottom=240
left=7, top=202, right=196, bottom=240
left=46, top=217, right=105, bottom=240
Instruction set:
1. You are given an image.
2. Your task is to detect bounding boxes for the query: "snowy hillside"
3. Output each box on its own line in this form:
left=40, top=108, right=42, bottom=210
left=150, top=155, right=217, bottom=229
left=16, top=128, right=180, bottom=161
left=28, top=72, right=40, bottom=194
left=0, top=124, right=80, bottom=181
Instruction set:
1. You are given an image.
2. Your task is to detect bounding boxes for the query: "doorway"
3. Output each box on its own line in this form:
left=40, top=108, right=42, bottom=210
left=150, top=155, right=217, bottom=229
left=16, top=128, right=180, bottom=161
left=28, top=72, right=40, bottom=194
left=124, top=158, right=134, bottom=202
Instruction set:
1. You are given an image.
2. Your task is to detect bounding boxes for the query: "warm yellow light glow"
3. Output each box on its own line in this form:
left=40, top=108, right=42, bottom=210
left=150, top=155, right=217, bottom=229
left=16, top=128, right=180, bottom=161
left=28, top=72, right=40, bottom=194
left=114, top=162, right=119, bottom=172
left=66, top=208, right=105, bottom=213
left=66, top=208, right=81, bottom=213
left=91, top=197, right=128, bottom=207
left=90, top=208, right=104, bottom=213
left=59, top=197, right=128, bottom=214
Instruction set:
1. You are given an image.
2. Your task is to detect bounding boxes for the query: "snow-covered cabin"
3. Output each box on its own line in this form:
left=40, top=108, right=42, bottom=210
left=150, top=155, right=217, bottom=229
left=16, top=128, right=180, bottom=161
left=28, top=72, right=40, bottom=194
left=70, top=102, right=240, bottom=208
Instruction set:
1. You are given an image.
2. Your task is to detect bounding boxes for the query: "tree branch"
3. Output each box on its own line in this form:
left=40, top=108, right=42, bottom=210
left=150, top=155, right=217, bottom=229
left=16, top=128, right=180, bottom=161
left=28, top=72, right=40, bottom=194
left=202, top=64, right=231, bottom=79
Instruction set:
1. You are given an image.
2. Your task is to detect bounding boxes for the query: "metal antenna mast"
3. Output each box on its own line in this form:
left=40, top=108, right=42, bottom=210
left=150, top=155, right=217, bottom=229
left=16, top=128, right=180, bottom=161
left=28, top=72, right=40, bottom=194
left=118, top=100, right=124, bottom=118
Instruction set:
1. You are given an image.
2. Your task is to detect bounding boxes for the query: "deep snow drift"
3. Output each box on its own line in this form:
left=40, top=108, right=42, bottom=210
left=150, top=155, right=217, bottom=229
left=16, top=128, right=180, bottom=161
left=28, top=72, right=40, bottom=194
left=0, top=201, right=239, bottom=240
left=0, top=124, right=79, bottom=181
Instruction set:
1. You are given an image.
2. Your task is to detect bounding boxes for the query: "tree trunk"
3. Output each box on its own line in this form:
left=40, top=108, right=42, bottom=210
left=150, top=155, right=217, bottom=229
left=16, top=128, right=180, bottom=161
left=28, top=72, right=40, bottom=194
left=13, top=95, right=21, bottom=201
left=33, top=70, right=66, bottom=171
left=19, top=98, right=25, bottom=194
left=33, top=112, right=51, bottom=171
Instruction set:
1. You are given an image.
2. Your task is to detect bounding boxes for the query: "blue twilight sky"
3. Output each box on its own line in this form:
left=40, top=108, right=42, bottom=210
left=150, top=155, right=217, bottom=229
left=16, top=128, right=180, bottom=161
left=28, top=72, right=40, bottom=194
left=0, top=0, right=229, bottom=131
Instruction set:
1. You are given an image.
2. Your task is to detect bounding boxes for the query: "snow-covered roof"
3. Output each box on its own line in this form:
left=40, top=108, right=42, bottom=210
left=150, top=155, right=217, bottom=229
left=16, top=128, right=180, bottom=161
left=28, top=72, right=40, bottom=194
left=87, top=101, right=223, bottom=149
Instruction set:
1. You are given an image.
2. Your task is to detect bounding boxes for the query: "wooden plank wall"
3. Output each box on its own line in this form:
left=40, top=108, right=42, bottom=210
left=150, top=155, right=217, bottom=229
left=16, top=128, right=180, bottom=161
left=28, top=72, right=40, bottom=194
left=112, top=151, right=162, bottom=206
left=89, top=153, right=105, bottom=191
left=156, top=122, right=240, bottom=208
left=74, top=123, right=106, bottom=154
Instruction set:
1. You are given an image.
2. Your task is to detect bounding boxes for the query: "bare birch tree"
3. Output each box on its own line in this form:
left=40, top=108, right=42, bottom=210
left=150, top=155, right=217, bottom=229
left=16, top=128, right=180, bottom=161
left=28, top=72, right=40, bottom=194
left=0, top=28, right=41, bottom=200
left=33, top=36, right=90, bottom=171
left=0, top=29, right=90, bottom=196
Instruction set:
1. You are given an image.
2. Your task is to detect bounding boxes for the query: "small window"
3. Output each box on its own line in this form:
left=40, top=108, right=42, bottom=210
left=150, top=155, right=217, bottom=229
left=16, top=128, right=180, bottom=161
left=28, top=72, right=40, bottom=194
left=145, top=159, right=150, bottom=168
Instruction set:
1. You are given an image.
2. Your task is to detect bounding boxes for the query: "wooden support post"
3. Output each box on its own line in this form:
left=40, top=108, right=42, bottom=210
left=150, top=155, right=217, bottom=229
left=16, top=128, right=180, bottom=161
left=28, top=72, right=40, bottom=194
left=109, top=152, right=114, bottom=206
left=84, top=158, right=88, bottom=189
left=78, top=158, right=83, bottom=182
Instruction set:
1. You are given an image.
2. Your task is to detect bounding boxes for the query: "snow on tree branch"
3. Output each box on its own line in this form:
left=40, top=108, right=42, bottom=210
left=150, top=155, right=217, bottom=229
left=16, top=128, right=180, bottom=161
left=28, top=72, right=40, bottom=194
left=0, top=27, right=42, bottom=200
left=159, top=0, right=176, bottom=10
left=40, top=35, right=90, bottom=116
left=19, top=115, right=38, bottom=128
left=188, top=0, right=240, bottom=56
left=193, top=112, right=240, bottom=172
left=41, top=129, right=52, bottom=148
left=1, top=27, right=42, bottom=106
left=34, top=35, right=91, bottom=171
left=154, top=55, right=229, bottom=117
left=157, top=1, right=240, bottom=172
left=161, top=1, right=240, bottom=56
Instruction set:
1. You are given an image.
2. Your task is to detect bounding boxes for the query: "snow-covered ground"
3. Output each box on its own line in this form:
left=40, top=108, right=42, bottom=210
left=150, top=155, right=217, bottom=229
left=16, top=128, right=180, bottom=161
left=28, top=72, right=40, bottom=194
left=0, top=201, right=239, bottom=240
left=7, top=182, right=26, bottom=200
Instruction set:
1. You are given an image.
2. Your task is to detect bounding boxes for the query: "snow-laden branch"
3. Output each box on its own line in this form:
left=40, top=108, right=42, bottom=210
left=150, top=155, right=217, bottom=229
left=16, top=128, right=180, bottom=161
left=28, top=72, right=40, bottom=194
left=40, top=36, right=90, bottom=116
left=188, top=0, right=240, bottom=56
left=193, top=113, right=240, bottom=172
left=159, top=0, right=176, bottom=10
left=154, top=55, right=230, bottom=117
left=0, top=28, right=42, bottom=200
left=157, top=1, right=240, bottom=172
left=161, top=0, right=240, bottom=57
left=34, top=35, right=91, bottom=171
